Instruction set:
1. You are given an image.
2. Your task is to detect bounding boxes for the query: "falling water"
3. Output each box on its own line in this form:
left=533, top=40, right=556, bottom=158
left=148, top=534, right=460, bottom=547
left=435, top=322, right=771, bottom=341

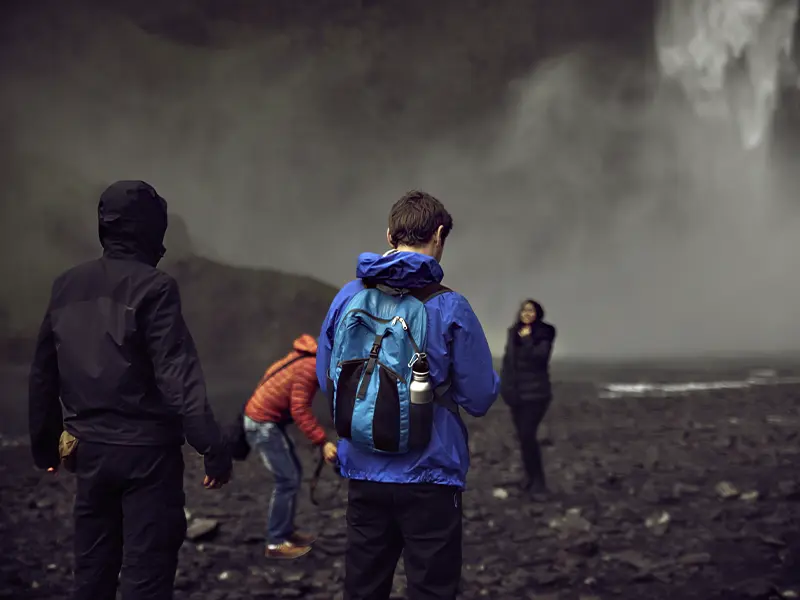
left=656, top=0, right=799, bottom=150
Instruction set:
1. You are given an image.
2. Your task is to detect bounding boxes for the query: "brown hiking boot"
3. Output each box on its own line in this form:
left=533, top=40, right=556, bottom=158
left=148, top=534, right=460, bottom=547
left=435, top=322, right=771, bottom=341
left=288, top=531, right=317, bottom=546
left=265, top=541, right=312, bottom=560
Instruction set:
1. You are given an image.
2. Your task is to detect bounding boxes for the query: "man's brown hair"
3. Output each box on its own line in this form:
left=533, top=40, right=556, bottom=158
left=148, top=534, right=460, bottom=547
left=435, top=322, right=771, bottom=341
left=388, top=190, right=454, bottom=248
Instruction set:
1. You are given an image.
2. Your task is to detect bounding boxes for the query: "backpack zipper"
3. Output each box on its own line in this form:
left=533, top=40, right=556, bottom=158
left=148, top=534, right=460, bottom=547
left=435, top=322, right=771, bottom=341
left=345, top=308, right=392, bottom=323
left=392, top=317, right=424, bottom=367
left=345, top=309, right=424, bottom=361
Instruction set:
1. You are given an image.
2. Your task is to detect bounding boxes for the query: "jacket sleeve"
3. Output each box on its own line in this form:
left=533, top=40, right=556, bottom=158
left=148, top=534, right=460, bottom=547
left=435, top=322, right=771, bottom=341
left=290, top=358, right=327, bottom=446
left=316, top=303, right=334, bottom=394
left=500, top=331, right=515, bottom=376
left=450, top=297, right=500, bottom=417
left=520, top=324, right=556, bottom=365
left=28, top=295, right=63, bottom=470
left=530, top=340, right=554, bottom=362
left=499, top=333, right=517, bottom=405
left=317, top=282, right=359, bottom=392
left=142, top=276, right=228, bottom=471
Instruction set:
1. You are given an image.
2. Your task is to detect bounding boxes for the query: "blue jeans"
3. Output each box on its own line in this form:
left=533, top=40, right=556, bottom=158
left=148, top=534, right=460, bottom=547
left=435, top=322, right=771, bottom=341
left=244, top=416, right=303, bottom=545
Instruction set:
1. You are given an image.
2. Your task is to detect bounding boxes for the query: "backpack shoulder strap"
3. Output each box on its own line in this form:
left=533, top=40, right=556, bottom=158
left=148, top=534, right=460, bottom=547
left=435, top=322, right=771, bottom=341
left=408, top=282, right=453, bottom=304
left=255, top=351, right=314, bottom=389
left=361, top=278, right=404, bottom=297
left=361, top=279, right=453, bottom=303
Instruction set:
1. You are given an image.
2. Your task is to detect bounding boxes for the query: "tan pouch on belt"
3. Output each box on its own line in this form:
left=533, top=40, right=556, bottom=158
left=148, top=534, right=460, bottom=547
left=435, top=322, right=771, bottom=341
left=59, top=430, right=79, bottom=473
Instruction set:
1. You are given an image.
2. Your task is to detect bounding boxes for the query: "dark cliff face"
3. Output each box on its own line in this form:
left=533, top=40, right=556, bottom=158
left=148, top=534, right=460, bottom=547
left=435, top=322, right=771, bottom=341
left=2, top=0, right=800, bottom=360
left=84, top=0, right=659, bottom=52
left=0, top=0, right=659, bottom=353
left=1, top=0, right=659, bottom=136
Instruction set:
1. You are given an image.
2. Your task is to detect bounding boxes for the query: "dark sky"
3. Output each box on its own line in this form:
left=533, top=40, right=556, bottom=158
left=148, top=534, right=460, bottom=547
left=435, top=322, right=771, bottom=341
left=2, top=0, right=800, bottom=357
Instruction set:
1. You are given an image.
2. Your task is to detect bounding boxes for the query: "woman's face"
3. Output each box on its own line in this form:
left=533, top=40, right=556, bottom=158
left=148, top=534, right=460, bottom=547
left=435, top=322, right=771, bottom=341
left=520, top=302, right=537, bottom=325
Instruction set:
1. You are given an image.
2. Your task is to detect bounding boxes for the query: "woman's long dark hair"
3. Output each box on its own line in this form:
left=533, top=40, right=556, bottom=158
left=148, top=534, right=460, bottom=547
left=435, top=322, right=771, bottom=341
left=511, top=298, right=545, bottom=332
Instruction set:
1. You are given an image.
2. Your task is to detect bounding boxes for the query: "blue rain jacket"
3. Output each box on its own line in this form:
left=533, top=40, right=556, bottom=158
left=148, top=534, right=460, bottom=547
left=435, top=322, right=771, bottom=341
left=317, top=250, right=499, bottom=488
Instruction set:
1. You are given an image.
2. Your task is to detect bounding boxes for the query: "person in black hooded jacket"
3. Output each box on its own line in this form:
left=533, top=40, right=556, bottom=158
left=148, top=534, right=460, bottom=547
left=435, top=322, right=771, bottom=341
left=28, top=180, right=232, bottom=600
left=500, top=299, right=556, bottom=497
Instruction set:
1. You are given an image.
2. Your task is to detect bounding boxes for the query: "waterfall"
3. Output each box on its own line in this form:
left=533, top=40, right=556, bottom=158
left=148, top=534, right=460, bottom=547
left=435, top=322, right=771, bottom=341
left=656, top=0, right=798, bottom=149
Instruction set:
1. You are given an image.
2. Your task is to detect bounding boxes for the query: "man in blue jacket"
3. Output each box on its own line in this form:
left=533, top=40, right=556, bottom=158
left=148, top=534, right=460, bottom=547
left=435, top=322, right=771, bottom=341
left=317, top=190, right=499, bottom=600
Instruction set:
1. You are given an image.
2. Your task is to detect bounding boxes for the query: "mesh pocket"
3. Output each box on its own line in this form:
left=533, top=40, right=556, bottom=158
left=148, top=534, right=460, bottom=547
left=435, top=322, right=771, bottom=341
left=333, top=359, right=366, bottom=439
left=371, top=365, right=402, bottom=453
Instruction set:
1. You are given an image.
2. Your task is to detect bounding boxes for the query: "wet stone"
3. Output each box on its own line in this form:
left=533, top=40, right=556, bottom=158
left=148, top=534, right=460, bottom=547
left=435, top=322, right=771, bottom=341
left=732, top=578, right=775, bottom=599
left=759, top=535, right=786, bottom=548
left=530, top=568, right=568, bottom=586
left=678, top=553, right=712, bottom=566
left=777, top=481, right=800, bottom=500
left=715, top=481, right=740, bottom=500
left=186, top=518, right=220, bottom=541
left=550, top=508, right=592, bottom=536
left=606, top=550, right=652, bottom=572
left=645, top=511, right=671, bottom=537
left=565, top=534, right=600, bottom=557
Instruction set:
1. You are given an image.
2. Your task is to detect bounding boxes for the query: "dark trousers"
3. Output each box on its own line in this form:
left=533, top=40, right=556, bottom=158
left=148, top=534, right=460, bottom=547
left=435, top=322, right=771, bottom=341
left=510, top=401, right=551, bottom=490
left=344, top=479, right=462, bottom=600
left=72, top=442, right=187, bottom=600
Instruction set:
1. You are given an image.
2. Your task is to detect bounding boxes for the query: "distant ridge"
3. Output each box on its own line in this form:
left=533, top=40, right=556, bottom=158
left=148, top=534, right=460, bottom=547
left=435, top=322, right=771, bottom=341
left=0, top=254, right=337, bottom=372
left=165, top=255, right=337, bottom=373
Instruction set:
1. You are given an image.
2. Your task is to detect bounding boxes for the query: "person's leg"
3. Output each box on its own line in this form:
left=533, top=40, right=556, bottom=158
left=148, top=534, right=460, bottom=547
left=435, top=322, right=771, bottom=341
left=246, top=420, right=306, bottom=556
left=511, top=403, right=539, bottom=488
left=283, top=428, right=304, bottom=535
left=72, top=442, right=123, bottom=600
left=344, top=479, right=404, bottom=600
left=281, top=431, right=318, bottom=546
left=525, top=401, right=551, bottom=491
left=118, top=446, right=187, bottom=600
left=397, top=483, right=462, bottom=600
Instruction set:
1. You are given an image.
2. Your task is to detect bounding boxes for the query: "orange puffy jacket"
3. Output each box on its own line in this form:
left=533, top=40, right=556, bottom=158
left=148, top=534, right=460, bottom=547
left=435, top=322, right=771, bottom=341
left=244, top=335, right=327, bottom=446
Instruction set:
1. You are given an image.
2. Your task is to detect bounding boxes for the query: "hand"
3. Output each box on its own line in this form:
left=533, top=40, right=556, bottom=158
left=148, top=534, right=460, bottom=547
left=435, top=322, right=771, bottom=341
left=322, top=441, right=338, bottom=465
left=203, top=474, right=229, bottom=490
left=519, top=325, right=532, bottom=338
left=203, top=447, right=232, bottom=490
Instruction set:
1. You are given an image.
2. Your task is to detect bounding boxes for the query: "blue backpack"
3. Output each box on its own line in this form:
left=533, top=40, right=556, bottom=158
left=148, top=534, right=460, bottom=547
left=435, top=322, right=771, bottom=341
left=326, top=280, right=461, bottom=454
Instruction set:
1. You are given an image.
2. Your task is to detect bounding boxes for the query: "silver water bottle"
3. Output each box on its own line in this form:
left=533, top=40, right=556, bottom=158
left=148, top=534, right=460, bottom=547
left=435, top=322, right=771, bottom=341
left=409, top=355, right=433, bottom=405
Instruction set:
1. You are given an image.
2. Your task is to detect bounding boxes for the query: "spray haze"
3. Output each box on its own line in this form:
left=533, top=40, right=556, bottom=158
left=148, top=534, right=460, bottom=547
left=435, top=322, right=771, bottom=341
left=1, top=0, right=799, bottom=359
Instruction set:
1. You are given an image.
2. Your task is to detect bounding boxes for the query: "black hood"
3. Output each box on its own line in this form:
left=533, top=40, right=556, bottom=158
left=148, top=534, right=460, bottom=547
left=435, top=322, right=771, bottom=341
left=98, top=180, right=168, bottom=266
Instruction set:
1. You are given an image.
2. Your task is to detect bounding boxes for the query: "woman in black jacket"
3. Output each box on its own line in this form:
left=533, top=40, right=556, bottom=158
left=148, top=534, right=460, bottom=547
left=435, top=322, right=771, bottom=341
left=501, top=299, right=556, bottom=497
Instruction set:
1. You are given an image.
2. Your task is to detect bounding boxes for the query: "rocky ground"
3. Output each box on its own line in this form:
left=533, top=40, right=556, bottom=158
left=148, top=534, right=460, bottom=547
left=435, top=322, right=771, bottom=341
left=2, top=367, right=800, bottom=600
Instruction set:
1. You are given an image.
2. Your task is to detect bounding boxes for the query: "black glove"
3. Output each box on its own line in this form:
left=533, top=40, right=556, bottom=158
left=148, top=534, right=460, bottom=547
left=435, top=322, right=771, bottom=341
left=203, top=444, right=233, bottom=484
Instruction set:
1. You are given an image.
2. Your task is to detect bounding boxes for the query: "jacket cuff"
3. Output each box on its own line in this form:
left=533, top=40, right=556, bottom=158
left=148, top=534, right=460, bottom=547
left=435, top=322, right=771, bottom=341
left=32, top=447, right=60, bottom=470
left=311, top=431, right=328, bottom=446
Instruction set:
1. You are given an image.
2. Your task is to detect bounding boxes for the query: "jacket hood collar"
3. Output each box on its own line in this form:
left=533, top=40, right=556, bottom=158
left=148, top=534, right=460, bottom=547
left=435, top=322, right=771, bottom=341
left=355, top=249, right=443, bottom=290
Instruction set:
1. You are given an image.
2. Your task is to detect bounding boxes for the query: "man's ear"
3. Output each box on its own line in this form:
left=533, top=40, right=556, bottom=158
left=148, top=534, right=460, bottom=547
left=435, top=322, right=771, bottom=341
left=386, top=227, right=395, bottom=248
left=434, top=225, right=444, bottom=247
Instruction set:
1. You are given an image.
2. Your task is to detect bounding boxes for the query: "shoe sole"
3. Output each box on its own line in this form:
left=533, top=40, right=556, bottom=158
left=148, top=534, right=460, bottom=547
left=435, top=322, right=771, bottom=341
left=291, top=536, right=318, bottom=546
left=265, top=547, right=312, bottom=560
